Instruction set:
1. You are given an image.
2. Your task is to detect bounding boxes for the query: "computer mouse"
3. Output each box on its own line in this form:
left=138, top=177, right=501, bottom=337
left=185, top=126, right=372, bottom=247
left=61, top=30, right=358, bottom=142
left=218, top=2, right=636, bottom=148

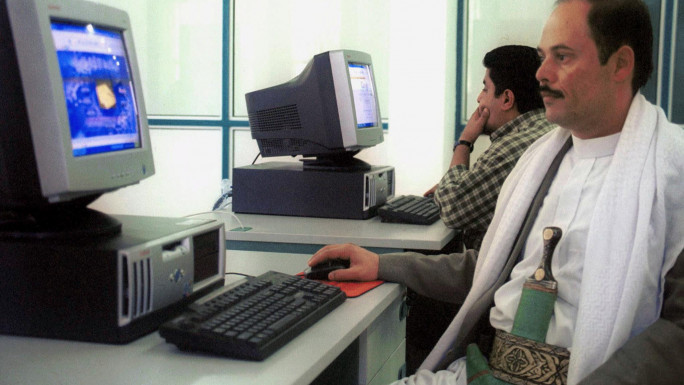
left=305, top=258, right=350, bottom=280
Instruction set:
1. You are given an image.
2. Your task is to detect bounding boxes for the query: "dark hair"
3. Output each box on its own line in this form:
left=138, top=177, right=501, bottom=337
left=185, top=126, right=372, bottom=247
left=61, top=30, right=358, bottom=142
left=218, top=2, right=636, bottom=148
left=483, top=45, right=544, bottom=114
left=557, top=0, right=653, bottom=94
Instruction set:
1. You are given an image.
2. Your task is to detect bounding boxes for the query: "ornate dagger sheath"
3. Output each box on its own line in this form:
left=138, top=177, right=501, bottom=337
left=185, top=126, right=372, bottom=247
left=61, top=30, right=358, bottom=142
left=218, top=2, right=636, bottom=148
left=511, top=226, right=562, bottom=342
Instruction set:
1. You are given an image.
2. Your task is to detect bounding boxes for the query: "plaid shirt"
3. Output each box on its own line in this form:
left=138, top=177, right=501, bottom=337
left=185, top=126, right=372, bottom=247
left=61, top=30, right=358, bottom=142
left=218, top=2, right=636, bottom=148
left=434, top=109, right=555, bottom=250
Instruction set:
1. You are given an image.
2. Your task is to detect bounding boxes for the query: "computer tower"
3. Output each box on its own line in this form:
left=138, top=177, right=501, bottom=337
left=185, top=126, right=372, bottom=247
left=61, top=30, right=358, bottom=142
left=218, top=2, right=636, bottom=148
left=233, top=162, right=394, bottom=219
left=0, top=215, right=226, bottom=343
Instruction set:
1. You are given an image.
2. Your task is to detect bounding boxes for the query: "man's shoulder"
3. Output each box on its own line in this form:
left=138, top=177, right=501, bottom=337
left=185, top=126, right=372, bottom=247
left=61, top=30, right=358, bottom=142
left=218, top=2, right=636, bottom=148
left=517, top=109, right=555, bottom=132
left=657, top=117, right=684, bottom=143
left=494, top=109, right=555, bottom=141
left=639, top=96, right=684, bottom=163
left=655, top=119, right=684, bottom=167
left=496, top=111, right=556, bottom=146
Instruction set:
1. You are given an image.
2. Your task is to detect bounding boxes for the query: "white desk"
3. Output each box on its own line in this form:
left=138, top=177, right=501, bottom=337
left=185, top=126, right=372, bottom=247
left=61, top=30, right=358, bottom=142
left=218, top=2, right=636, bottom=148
left=197, top=211, right=458, bottom=254
left=0, top=251, right=406, bottom=385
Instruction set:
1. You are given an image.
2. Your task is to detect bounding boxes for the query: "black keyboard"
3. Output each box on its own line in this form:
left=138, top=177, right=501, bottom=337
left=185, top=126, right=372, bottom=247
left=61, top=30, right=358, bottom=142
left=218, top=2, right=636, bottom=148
left=377, top=195, right=441, bottom=225
left=159, top=271, right=346, bottom=361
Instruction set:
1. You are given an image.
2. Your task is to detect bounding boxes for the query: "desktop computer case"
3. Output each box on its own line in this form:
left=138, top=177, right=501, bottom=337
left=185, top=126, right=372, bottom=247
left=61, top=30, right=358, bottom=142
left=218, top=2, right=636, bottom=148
left=232, top=162, right=395, bottom=219
left=0, top=215, right=226, bottom=343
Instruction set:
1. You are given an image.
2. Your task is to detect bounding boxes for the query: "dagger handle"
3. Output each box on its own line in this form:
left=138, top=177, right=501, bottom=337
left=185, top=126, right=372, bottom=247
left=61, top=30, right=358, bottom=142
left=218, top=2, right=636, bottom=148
left=529, top=226, right=562, bottom=288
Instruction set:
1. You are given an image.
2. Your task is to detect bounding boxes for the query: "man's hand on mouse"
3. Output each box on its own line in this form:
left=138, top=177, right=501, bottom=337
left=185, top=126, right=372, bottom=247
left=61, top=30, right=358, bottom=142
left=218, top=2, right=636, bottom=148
left=308, top=243, right=380, bottom=281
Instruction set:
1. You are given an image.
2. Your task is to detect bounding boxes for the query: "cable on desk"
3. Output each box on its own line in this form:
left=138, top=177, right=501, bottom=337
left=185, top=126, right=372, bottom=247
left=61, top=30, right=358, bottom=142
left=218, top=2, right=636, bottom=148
left=212, top=192, right=232, bottom=211
left=184, top=203, right=248, bottom=231
left=225, top=208, right=247, bottom=230
left=225, top=272, right=253, bottom=278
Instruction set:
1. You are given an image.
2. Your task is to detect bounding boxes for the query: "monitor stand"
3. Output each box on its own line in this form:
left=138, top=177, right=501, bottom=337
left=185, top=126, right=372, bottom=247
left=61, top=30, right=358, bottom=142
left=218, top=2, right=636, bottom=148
left=301, top=153, right=371, bottom=172
left=0, top=207, right=121, bottom=240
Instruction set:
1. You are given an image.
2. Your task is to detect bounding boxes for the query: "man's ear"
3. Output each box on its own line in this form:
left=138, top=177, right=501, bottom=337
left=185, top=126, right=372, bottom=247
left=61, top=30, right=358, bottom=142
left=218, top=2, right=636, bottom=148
left=501, top=89, right=515, bottom=111
left=611, top=45, right=635, bottom=84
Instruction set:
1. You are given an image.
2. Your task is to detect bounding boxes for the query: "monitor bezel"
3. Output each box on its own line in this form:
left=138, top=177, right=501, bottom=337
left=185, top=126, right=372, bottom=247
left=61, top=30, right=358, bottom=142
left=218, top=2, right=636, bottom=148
left=329, top=50, right=383, bottom=151
left=6, top=0, right=154, bottom=204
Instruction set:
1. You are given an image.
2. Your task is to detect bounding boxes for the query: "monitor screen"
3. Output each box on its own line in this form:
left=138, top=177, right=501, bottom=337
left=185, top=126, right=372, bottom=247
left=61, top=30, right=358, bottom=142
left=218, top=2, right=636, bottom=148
left=51, top=21, right=141, bottom=157
left=348, top=62, right=379, bottom=129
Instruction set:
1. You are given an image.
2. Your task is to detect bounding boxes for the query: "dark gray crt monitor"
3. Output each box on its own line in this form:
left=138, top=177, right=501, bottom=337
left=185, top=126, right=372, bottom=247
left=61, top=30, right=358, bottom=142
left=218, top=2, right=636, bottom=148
left=245, top=50, right=384, bottom=171
left=0, top=0, right=154, bottom=238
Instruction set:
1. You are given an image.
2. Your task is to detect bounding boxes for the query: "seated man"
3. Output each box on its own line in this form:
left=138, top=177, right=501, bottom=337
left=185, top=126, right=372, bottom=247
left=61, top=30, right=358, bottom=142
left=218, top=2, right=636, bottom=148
left=427, top=45, right=554, bottom=251
left=309, top=0, right=684, bottom=384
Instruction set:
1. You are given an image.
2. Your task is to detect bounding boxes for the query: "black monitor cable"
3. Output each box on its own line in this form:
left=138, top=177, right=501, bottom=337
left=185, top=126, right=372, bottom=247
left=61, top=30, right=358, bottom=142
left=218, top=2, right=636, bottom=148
left=225, top=272, right=252, bottom=278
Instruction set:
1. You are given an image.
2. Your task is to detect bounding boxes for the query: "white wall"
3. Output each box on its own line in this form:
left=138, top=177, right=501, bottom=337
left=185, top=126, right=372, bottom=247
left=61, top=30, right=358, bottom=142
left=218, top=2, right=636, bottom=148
left=377, top=0, right=457, bottom=195
left=463, top=1, right=554, bottom=116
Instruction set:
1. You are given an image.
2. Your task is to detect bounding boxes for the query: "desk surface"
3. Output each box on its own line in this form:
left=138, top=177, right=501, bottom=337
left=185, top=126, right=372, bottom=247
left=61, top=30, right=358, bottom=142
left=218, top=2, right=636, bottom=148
left=0, top=251, right=403, bottom=385
left=198, top=211, right=456, bottom=252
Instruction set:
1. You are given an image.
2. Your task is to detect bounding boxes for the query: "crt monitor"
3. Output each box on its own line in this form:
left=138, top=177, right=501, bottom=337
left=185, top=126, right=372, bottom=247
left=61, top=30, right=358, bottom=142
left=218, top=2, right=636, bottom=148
left=0, top=0, right=154, bottom=238
left=245, top=50, right=384, bottom=171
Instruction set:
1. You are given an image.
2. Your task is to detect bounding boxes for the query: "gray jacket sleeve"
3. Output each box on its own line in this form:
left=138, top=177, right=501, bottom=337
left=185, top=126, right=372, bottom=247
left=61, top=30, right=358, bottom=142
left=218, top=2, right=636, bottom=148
left=578, top=248, right=684, bottom=384
left=377, top=249, right=479, bottom=304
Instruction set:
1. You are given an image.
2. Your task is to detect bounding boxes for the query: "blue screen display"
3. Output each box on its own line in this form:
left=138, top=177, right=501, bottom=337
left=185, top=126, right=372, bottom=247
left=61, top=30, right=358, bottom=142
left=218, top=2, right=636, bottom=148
left=51, top=21, right=141, bottom=157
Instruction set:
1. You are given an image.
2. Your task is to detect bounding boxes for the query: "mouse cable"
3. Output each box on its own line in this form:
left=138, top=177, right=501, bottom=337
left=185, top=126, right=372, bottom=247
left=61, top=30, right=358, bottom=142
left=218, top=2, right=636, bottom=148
left=251, top=152, right=261, bottom=165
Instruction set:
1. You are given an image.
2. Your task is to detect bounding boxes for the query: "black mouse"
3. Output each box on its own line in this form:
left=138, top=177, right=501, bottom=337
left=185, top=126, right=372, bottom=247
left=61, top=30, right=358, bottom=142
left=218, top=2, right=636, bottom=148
left=305, top=258, right=350, bottom=280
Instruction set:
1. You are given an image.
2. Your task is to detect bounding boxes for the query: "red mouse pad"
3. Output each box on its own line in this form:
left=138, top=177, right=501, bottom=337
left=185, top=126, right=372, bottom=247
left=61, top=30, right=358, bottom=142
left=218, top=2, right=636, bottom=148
left=297, top=272, right=384, bottom=298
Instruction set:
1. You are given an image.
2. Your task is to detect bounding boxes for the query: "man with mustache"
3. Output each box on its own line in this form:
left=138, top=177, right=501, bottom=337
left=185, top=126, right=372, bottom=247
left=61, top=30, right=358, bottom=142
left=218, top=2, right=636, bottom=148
left=309, top=0, right=684, bottom=384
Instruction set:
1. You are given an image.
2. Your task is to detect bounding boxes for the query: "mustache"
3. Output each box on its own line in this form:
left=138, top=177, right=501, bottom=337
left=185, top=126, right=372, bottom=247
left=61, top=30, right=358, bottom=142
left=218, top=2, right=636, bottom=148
left=539, top=86, right=563, bottom=98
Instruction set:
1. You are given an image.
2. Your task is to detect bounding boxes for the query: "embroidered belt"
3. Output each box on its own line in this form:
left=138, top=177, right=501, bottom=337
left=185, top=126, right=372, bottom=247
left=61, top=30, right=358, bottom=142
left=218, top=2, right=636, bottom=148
left=489, top=329, right=570, bottom=385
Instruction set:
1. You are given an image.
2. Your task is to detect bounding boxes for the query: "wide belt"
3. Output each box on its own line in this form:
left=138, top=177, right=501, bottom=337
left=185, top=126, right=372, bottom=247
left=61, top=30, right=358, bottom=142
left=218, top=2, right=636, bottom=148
left=489, top=330, right=569, bottom=385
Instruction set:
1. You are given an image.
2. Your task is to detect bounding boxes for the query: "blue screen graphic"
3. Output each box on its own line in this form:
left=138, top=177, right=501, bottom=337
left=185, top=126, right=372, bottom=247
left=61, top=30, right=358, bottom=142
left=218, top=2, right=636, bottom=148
left=51, top=22, right=140, bottom=157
